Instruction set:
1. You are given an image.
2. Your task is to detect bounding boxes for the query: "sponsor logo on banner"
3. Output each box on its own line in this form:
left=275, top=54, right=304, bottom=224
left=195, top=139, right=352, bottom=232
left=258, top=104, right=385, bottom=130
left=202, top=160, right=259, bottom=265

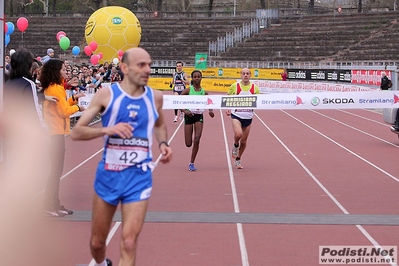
left=260, top=96, right=304, bottom=106
left=359, top=94, right=399, bottom=105
left=351, top=70, right=391, bottom=86
left=311, top=71, right=326, bottom=80
left=150, top=67, right=175, bottom=76
left=322, top=98, right=355, bottom=104
left=173, top=97, right=214, bottom=107
left=287, top=69, right=351, bottom=83
left=295, top=96, right=305, bottom=105
left=311, top=97, right=320, bottom=106
left=221, top=96, right=257, bottom=108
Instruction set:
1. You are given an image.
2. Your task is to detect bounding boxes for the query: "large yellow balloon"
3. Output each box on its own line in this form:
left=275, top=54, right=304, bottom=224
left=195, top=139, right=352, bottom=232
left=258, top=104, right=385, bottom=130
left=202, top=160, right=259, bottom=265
left=85, top=6, right=141, bottom=64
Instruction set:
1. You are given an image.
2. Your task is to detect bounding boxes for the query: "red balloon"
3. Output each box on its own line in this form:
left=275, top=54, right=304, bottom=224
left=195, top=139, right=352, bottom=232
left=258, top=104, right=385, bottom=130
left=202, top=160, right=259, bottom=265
left=90, top=54, right=99, bottom=65
left=84, top=45, right=93, bottom=57
left=118, top=50, right=124, bottom=57
left=4, top=22, right=8, bottom=34
left=89, top=41, right=98, bottom=51
left=56, top=31, right=66, bottom=42
left=17, top=17, right=29, bottom=33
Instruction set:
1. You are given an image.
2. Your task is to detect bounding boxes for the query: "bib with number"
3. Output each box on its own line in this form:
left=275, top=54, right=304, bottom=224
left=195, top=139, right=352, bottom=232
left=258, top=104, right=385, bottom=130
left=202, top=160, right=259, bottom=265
left=105, top=136, right=149, bottom=171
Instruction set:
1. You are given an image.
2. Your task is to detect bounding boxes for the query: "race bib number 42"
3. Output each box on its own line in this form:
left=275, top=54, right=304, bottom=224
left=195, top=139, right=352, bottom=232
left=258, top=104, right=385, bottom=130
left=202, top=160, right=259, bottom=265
left=105, top=137, right=149, bottom=171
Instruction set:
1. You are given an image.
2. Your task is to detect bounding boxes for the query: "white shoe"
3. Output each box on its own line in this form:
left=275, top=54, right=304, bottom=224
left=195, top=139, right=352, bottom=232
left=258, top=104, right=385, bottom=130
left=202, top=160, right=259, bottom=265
left=173, top=116, right=178, bottom=122
left=232, top=145, right=239, bottom=159
left=235, top=159, right=243, bottom=169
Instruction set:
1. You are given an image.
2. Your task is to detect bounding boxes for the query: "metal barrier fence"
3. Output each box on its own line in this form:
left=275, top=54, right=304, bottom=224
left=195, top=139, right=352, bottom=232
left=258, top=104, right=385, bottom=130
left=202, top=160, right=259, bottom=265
left=151, top=60, right=399, bottom=70
left=209, top=18, right=262, bottom=56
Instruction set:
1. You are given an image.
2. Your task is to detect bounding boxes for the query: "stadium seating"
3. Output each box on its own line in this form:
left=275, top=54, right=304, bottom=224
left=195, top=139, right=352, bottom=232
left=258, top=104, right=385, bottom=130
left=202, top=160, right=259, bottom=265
left=6, top=11, right=399, bottom=64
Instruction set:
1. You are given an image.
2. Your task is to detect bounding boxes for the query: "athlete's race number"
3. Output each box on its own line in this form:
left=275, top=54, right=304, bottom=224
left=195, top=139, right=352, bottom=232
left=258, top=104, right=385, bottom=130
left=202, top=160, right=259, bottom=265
left=119, top=151, right=138, bottom=164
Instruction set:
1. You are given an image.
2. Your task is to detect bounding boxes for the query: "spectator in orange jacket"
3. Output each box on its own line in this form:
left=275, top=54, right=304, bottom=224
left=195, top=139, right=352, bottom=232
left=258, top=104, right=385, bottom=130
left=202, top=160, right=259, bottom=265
left=40, top=59, right=86, bottom=217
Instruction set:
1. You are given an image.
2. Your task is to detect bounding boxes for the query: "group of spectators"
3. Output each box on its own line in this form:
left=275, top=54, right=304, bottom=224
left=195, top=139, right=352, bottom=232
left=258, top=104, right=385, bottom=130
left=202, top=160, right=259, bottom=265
left=2, top=48, right=124, bottom=218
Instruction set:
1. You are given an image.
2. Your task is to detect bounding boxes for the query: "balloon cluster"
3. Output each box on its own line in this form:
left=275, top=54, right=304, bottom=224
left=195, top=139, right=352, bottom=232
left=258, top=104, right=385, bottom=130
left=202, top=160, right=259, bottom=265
left=84, top=41, right=104, bottom=65
left=4, top=17, right=29, bottom=47
left=56, top=30, right=81, bottom=57
left=56, top=31, right=70, bottom=51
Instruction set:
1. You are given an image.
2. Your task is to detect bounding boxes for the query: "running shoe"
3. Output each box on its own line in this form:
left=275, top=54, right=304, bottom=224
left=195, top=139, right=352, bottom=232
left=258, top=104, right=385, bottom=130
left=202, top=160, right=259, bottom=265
left=189, top=163, right=197, bottom=171
left=235, top=159, right=243, bottom=169
left=58, top=205, right=73, bottom=215
left=43, top=209, right=66, bottom=217
left=106, top=258, right=113, bottom=266
left=390, top=125, right=399, bottom=133
left=179, top=111, right=184, bottom=120
left=232, top=145, right=239, bottom=159
left=173, top=116, right=178, bottom=122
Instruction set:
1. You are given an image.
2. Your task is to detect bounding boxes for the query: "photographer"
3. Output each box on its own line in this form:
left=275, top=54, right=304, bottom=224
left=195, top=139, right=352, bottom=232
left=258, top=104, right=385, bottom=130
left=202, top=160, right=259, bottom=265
left=170, top=61, right=189, bottom=122
left=380, top=71, right=392, bottom=90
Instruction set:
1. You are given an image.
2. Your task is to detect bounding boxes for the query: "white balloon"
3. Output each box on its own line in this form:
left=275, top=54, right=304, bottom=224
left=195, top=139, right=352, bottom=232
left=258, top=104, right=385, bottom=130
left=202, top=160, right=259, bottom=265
left=112, top=58, right=119, bottom=65
left=9, top=49, right=16, bottom=56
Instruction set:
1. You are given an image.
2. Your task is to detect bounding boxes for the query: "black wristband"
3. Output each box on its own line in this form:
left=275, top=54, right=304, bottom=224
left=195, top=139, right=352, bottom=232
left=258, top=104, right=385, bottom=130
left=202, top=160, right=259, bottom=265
left=159, top=141, right=169, bottom=148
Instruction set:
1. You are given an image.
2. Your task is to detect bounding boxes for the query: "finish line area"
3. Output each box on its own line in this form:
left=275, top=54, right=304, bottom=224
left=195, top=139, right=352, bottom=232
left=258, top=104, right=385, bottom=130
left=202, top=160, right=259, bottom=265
left=52, top=89, right=399, bottom=266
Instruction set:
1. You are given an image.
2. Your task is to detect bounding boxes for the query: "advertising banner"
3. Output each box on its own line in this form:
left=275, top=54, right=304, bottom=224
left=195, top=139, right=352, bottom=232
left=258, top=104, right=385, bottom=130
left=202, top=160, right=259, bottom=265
left=195, top=53, right=208, bottom=70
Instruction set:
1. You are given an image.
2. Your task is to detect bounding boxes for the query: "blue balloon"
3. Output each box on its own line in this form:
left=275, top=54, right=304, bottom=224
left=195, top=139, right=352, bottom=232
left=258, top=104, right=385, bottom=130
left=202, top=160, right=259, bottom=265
left=6, top=22, right=14, bottom=35
left=72, top=46, right=80, bottom=56
left=5, top=34, right=10, bottom=46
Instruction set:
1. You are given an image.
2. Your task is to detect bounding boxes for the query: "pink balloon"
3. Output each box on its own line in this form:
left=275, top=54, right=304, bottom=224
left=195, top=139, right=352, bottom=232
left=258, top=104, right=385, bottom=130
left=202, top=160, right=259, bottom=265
left=118, top=50, right=124, bottom=57
left=4, top=22, right=8, bottom=34
left=36, top=56, right=41, bottom=61
left=56, top=31, right=66, bottom=42
left=89, top=41, right=98, bottom=51
left=17, top=17, right=28, bottom=33
left=97, top=52, right=103, bottom=60
left=84, top=45, right=93, bottom=57
left=90, top=54, right=99, bottom=65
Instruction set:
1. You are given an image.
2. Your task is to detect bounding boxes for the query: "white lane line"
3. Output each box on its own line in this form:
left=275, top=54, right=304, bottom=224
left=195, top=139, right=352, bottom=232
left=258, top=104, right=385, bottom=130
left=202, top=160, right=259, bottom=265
left=311, top=110, right=399, bottom=147
left=36, top=148, right=104, bottom=197
left=255, top=112, right=397, bottom=266
left=88, top=119, right=184, bottom=266
left=337, top=109, right=390, bottom=126
left=285, top=110, right=399, bottom=183
left=60, top=148, right=104, bottom=180
left=220, top=111, right=249, bottom=266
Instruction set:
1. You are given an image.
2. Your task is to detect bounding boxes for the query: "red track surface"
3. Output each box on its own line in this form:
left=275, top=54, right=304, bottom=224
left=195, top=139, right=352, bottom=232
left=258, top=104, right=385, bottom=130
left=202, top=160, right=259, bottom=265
left=28, top=92, right=399, bottom=265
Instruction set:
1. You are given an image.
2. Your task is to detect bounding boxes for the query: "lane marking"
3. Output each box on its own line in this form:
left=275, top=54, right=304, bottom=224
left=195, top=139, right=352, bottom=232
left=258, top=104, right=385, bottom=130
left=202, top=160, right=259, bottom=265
left=313, top=110, right=399, bottom=148
left=220, top=111, right=249, bottom=266
left=255, top=112, right=397, bottom=266
left=294, top=110, right=399, bottom=182
left=338, top=109, right=390, bottom=126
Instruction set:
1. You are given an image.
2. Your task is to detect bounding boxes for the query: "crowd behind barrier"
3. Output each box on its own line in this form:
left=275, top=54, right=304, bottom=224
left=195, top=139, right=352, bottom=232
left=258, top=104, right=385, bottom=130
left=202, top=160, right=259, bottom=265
left=61, top=65, right=396, bottom=121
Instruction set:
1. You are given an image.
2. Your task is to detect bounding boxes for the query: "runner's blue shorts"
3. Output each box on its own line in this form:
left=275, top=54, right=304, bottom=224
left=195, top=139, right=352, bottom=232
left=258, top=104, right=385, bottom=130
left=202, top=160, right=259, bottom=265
left=94, top=161, right=152, bottom=205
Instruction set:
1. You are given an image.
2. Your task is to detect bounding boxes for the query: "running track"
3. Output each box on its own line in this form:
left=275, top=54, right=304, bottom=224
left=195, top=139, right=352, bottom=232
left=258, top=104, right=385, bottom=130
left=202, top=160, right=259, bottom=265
left=33, top=92, right=399, bottom=265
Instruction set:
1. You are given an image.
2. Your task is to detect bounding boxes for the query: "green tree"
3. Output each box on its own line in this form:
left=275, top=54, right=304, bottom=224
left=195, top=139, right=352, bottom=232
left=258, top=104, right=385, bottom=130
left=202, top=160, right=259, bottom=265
left=208, top=0, right=213, bottom=17
left=157, top=0, right=162, bottom=11
left=260, top=0, right=266, bottom=8
left=308, top=0, right=314, bottom=12
left=92, top=0, right=102, bottom=9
